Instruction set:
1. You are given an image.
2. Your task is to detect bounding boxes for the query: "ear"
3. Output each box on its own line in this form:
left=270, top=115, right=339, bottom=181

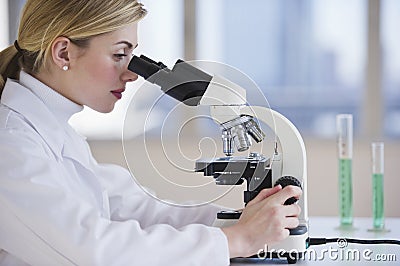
left=51, top=37, right=71, bottom=70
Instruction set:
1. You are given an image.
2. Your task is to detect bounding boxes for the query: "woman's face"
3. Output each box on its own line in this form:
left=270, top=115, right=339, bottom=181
left=64, top=23, right=139, bottom=113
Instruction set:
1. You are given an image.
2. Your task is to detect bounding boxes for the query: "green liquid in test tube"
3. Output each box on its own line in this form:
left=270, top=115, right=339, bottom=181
left=372, top=142, right=385, bottom=229
left=337, top=114, right=353, bottom=226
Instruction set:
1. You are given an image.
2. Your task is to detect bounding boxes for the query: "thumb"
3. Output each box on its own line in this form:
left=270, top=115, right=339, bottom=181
left=247, top=185, right=282, bottom=206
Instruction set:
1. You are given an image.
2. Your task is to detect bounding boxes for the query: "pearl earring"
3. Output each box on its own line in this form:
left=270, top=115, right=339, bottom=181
left=62, top=65, right=69, bottom=71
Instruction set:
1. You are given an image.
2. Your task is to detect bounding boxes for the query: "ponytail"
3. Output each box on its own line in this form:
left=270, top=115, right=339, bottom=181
left=0, top=44, right=21, bottom=97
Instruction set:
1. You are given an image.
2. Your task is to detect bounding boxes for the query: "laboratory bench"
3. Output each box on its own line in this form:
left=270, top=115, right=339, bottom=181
left=230, top=216, right=400, bottom=265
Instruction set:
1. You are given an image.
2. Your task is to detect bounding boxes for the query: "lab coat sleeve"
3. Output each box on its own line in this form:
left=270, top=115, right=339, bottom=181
left=96, top=162, right=224, bottom=228
left=0, top=130, right=230, bottom=266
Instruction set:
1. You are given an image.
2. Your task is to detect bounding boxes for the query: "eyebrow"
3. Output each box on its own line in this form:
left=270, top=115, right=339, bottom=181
left=114, top=41, right=138, bottom=49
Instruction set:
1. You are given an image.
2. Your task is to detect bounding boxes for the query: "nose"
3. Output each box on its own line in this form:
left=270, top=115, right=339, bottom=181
left=122, top=69, right=139, bottom=83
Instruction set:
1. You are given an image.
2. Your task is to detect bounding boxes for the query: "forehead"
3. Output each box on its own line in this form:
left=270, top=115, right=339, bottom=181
left=91, top=23, right=138, bottom=47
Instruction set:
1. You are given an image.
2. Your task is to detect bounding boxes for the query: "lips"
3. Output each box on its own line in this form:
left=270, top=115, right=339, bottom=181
left=111, top=88, right=125, bottom=100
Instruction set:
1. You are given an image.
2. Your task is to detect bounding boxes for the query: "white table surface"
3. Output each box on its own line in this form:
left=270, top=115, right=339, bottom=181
left=230, top=216, right=400, bottom=265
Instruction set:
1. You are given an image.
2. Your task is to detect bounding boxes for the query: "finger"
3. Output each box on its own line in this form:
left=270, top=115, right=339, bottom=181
left=262, top=185, right=282, bottom=198
left=277, top=229, right=290, bottom=242
left=255, top=185, right=282, bottom=202
left=271, top=185, right=302, bottom=205
left=282, top=204, right=301, bottom=217
left=284, top=217, right=300, bottom=229
left=247, top=185, right=282, bottom=206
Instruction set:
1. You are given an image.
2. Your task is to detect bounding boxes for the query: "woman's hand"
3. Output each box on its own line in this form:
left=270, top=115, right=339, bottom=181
left=221, top=185, right=302, bottom=258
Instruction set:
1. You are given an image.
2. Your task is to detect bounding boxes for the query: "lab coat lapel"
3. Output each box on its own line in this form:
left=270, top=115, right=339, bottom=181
left=61, top=127, right=111, bottom=218
left=61, top=127, right=94, bottom=173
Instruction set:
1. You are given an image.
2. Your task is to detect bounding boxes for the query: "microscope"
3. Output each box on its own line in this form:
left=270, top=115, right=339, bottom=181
left=128, top=55, right=309, bottom=264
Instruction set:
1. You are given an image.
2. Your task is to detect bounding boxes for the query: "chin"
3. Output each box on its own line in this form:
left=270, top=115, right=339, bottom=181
left=91, top=103, right=116, bottom=113
left=100, top=106, right=115, bottom=113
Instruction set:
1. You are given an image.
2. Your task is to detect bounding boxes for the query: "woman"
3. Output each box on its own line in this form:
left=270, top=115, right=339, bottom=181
left=0, top=0, right=301, bottom=265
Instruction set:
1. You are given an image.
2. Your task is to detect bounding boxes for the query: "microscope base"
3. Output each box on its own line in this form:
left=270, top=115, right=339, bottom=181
left=213, top=219, right=308, bottom=264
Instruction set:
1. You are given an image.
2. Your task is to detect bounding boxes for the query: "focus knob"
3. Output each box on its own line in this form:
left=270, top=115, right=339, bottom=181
left=274, top=176, right=302, bottom=205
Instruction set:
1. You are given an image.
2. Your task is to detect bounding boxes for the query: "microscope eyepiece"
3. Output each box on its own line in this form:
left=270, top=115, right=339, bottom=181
left=128, top=54, right=212, bottom=106
left=139, top=55, right=168, bottom=69
left=128, top=55, right=162, bottom=79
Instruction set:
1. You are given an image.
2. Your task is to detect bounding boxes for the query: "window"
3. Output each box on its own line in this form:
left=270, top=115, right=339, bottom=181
left=7, top=0, right=397, bottom=139
left=196, top=0, right=368, bottom=138
left=382, top=0, right=400, bottom=137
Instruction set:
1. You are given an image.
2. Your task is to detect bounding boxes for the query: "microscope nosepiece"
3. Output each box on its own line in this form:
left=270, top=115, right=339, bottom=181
left=244, top=119, right=265, bottom=143
left=222, top=130, right=234, bottom=156
left=221, top=115, right=265, bottom=156
left=232, top=124, right=252, bottom=152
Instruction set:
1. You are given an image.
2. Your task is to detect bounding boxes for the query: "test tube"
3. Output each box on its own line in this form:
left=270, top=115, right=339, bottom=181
left=371, top=142, right=385, bottom=229
left=337, top=114, right=353, bottom=226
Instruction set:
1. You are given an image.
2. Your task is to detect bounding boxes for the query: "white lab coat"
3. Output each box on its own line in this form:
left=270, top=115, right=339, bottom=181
left=0, top=72, right=230, bottom=266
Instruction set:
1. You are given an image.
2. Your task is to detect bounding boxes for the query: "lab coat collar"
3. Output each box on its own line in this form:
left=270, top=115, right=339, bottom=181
left=1, top=72, right=83, bottom=160
left=19, top=71, right=83, bottom=124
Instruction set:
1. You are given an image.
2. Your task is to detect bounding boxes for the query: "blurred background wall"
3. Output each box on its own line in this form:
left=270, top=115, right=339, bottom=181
left=88, top=138, right=400, bottom=217
left=3, top=0, right=399, bottom=218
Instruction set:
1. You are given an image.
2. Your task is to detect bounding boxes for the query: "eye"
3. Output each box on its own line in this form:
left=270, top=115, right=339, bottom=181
left=114, top=53, right=128, bottom=60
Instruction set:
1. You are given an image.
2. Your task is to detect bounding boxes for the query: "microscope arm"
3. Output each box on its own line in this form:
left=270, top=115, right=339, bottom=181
left=242, top=106, right=308, bottom=224
left=210, top=105, right=308, bottom=223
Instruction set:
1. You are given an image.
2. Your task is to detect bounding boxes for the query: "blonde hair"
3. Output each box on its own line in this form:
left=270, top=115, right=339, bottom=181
left=0, top=0, right=146, bottom=96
